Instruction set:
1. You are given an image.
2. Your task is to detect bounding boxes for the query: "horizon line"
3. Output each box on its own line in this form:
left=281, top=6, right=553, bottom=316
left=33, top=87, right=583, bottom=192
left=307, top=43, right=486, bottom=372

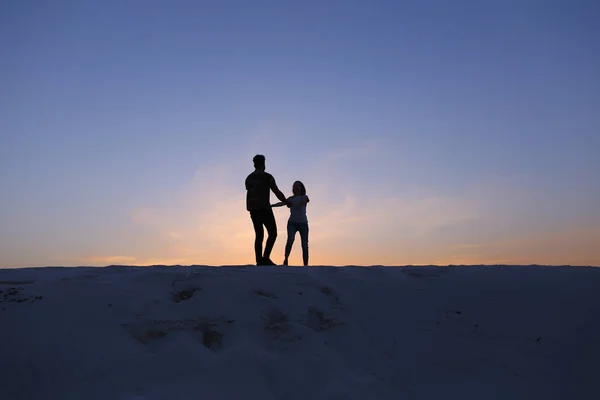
left=3, top=263, right=599, bottom=270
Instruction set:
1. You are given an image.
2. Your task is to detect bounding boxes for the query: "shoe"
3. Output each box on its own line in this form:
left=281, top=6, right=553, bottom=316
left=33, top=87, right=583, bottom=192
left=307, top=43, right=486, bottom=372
left=261, top=257, right=277, bottom=266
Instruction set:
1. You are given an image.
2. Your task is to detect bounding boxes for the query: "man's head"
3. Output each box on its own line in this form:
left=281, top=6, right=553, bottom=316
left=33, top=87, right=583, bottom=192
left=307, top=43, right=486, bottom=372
left=253, top=154, right=266, bottom=171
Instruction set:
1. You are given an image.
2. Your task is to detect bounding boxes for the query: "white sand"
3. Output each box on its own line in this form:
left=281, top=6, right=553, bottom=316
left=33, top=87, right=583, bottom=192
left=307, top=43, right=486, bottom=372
left=1, top=265, right=598, bottom=400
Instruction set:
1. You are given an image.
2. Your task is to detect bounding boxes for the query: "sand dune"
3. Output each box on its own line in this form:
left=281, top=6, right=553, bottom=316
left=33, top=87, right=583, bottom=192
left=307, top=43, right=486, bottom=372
left=1, top=265, right=598, bottom=400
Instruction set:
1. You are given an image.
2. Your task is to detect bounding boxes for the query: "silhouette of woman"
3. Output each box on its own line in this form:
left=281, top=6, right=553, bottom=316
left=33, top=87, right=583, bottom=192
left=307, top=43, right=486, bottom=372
left=271, top=181, right=310, bottom=266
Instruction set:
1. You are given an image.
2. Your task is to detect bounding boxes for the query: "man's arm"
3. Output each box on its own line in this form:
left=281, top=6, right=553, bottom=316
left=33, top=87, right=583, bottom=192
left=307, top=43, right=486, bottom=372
left=269, top=176, right=291, bottom=206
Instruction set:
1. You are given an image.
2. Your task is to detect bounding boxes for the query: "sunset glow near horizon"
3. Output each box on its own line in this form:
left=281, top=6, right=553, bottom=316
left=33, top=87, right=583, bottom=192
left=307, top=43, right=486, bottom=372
left=1, top=1, right=599, bottom=268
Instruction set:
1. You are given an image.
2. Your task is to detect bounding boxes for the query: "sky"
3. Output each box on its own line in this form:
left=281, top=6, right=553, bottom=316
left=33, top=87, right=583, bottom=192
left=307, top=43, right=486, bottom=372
left=1, top=0, right=599, bottom=268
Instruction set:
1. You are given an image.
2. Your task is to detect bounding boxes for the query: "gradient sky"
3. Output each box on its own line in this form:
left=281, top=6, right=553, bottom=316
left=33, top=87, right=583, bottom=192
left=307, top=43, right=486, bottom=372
left=1, top=0, right=599, bottom=268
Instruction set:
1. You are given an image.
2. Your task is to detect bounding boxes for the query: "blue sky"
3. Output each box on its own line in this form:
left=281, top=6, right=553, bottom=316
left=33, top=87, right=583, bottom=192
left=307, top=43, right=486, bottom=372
left=1, top=0, right=599, bottom=267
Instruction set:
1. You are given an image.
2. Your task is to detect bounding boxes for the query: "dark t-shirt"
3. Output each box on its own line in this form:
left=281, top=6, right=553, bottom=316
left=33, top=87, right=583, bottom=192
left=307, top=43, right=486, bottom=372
left=245, top=171, right=277, bottom=210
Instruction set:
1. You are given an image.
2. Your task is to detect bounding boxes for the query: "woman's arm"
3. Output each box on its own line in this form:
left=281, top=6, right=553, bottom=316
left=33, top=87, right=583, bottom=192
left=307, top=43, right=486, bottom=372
left=294, top=195, right=310, bottom=206
left=272, top=197, right=293, bottom=207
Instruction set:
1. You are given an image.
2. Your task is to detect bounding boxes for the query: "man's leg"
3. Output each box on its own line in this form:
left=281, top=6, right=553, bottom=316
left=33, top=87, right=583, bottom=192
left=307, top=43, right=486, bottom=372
left=284, top=221, right=298, bottom=265
left=249, top=211, right=265, bottom=265
left=262, top=208, right=278, bottom=263
left=298, top=223, right=309, bottom=266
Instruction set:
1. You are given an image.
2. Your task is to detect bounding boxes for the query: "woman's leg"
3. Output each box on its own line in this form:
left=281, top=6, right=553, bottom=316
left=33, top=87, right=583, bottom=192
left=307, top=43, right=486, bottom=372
left=284, top=221, right=297, bottom=265
left=299, top=223, right=309, bottom=266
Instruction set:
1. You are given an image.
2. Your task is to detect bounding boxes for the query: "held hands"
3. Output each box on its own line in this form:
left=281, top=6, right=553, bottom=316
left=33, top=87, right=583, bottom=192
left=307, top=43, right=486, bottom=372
left=271, top=198, right=293, bottom=208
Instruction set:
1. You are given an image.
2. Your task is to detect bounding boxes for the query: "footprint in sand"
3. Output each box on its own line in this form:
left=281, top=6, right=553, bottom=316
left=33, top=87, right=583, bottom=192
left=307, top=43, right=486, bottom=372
left=123, top=317, right=233, bottom=350
left=305, top=306, right=344, bottom=332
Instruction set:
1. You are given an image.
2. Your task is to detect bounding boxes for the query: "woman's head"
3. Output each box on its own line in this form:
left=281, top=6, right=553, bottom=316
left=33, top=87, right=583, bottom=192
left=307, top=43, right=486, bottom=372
left=292, top=181, right=306, bottom=196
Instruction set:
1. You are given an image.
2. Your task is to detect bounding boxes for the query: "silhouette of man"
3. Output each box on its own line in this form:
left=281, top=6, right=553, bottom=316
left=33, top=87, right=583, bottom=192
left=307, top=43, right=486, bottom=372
left=245, top=154, right=291, bottom=266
